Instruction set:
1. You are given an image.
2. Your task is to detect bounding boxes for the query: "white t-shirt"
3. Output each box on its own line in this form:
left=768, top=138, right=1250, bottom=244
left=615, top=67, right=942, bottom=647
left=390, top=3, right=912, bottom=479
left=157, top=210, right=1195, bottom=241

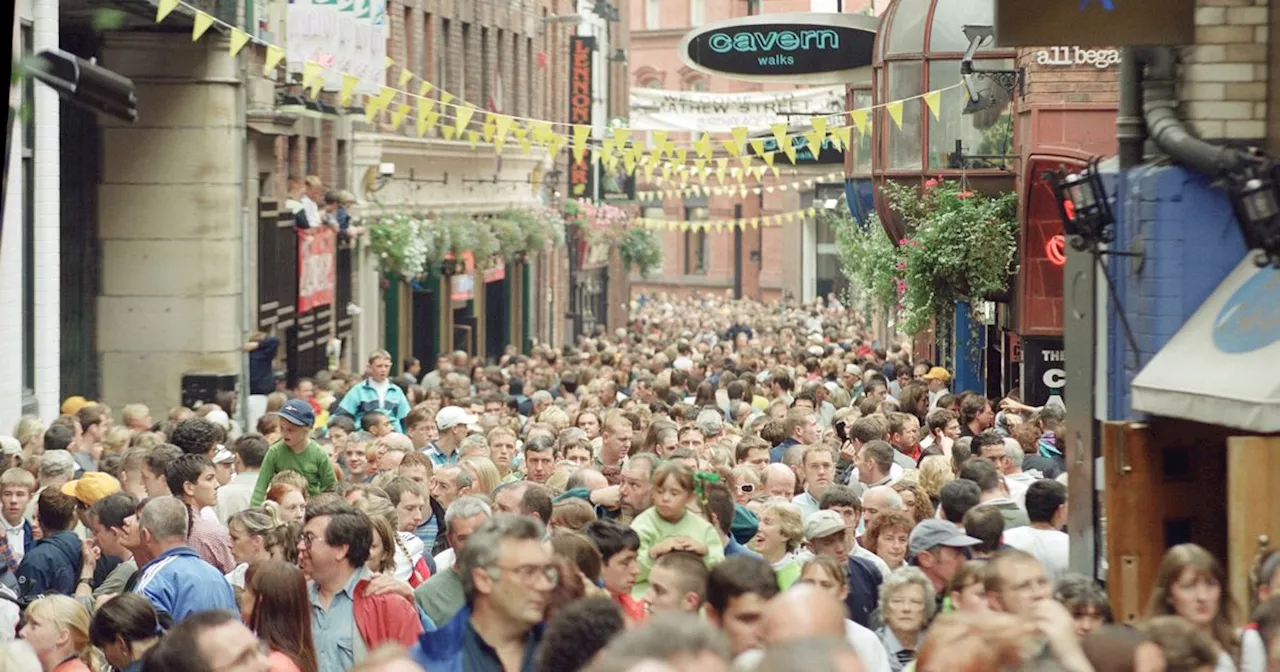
left=369, top=378, right=392, bottom=407
left=434, top=547, right=457, bottom=574
left=393, top=532, right=426, bottom=583
left=846, top=619, right=893, bottom=672
left=1002, top=526, right=1070, bottom=582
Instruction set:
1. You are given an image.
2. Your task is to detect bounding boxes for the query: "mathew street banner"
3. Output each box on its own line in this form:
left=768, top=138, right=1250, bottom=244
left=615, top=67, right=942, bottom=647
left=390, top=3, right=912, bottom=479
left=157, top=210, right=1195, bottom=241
left=629, top=85, right=846, bottom=132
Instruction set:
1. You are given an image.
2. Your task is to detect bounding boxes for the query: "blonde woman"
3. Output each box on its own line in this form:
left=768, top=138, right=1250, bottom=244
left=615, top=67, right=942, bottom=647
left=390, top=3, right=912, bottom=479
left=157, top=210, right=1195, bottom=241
left=226, top=507, right=281, bottom=588
left=749, top=501, right=805, bottom=589
left=875, top=567, right=937, bottom=672
left=20, top=595, right=96, bottom=671
left=916, top=455, right=954, bottom=510
left=459, top=456, right=502, bottom=496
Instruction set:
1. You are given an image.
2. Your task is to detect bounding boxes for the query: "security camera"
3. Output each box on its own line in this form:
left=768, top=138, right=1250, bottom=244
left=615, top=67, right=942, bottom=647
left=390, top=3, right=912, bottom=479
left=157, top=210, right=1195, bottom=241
left=29, top=49, right=137, bottom=122
left=378, top=162, right=396, bottom=177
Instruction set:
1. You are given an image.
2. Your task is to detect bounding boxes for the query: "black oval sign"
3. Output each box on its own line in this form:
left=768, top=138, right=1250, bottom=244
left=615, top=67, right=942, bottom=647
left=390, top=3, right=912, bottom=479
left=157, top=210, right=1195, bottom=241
left=680, top=13, right=878, bottom=84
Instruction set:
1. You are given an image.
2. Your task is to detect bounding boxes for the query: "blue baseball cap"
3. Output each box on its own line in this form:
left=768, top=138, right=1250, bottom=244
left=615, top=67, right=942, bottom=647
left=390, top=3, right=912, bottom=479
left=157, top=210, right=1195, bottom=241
left=275, top=399, right=316, bottom=427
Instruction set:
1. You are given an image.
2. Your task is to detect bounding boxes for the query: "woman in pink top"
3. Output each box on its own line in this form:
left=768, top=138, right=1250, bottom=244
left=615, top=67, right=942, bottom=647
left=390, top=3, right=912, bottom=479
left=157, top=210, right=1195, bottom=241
left=19, top=595, right=95, bottom=672
left=245, top=559, right=319, bottom=672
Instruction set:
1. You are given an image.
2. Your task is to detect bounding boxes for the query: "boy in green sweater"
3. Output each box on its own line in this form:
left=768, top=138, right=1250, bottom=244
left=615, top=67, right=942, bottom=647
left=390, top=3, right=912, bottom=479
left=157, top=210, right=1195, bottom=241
left=250, top=399, right=336, bottom=506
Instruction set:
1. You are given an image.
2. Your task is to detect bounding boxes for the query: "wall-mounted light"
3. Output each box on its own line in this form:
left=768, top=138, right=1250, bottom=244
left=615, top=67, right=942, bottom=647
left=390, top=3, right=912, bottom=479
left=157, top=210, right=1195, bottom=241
left=1230, top=163, right=1280, bottom=268
left=1045, top=158, right=1115, bottom=252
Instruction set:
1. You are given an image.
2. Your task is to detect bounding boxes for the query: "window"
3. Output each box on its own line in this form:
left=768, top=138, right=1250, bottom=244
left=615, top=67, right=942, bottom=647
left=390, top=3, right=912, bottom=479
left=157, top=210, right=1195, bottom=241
left=21, top=22, right=34, bottom=391
left=526, top=37, right=535, bottom=117
left=423, top=13, right=433, bottom=85
left=440, top=19, right=451, bottom=91
left=747, top=0, right=761, bottom=15
left=851, top=89, right=873, bottom=175
left=690, top=0, right=705, bottom=25
left=481, top=27, right=490, bottom=109
left=402, top=6, right=414, bottom=68
left=927, top=59, right=1013, bottom=169
left=684, top=207, right=709, bottom=275
left=305, top=137, right=317, bottom=175
left=684, top=74, right=709, bottom=92
left=336, top=140, right=349, bottom=189
left=645, top=0, right=659, bottom=29
left=885, top=62, right=923, bottom=170
left=461, top=23, right=472, bottom=102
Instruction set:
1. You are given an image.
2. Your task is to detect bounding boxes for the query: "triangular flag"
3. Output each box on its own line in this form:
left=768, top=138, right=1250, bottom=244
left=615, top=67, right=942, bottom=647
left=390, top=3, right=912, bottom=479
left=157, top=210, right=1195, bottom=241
left=376, top=86, right=396, bottom=110
left=192, top=12, right=214, bottom=41
left=398, top=69, right=414, bottom=88
left=675, top=148, right=688, bottom=164
left=156, top=0, right=179, bottom=22
left=389, top=103, right=410, bottom=130
left=771, top=123, right=789, bottom=150
left=720, top=138, right=741, bottom=157
left=454, top=105, right=476, bottom=133
left=761, top=151, right=775, bottom=168
left=805, top=130, right=824, bottom=159
left=384, top=56, right=394, bottom=70
left=612, top=127, right=631, bottom=149
left=572, top=125, right=591, bottom=163
left=923, top=90, right=942, bottom=120
left=811, top=117, right=827, bottom=137
left=466, top=130, right=481, bottom=149
left=442, top=126, right=456, bottom=140
left=419, top=81, right=434, bottom=97
left=416, top=98, right=437, bottom=135
left=308, top=76, right=324, bottom=99
left=263, top=45, right=286, bottom=74
left=730, top=127, right=748, bottom=154
left=771, top=166, right=780, bottom=178
left=340, top=74, right=360, bottom=107
left=695, top=132, right=713, bottom=159
left=229, top=29, right=251, bottom=56
left=850, top=109, right=869, bottom=136
left=302, top=61, right=324, bottom=88
left=886, top=100, right=904, bottom=129
left=440, top=91, right=454, bottom=107
left=494, top=115, right=514, bottom=140
left=652, top=131, right=668, bottom=154
left=749, top=138, right=766, bottom=158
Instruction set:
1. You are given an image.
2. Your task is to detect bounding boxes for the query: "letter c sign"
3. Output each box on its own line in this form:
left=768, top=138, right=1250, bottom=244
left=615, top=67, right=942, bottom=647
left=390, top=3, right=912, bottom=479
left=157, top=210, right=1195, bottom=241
left=1043, top=368, right=1066, bottom=390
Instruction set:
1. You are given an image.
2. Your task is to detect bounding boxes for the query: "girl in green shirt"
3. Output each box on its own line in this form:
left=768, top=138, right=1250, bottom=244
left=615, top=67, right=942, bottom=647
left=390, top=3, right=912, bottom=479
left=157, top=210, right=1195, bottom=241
left=630, top=462, right=725, bottom=598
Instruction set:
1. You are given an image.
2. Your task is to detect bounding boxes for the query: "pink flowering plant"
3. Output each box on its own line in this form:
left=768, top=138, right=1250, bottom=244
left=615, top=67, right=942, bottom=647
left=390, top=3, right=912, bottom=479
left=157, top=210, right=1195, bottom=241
left=880, top=179, right=1018, bottom=335
left=566, top=199, right=662, bottom=277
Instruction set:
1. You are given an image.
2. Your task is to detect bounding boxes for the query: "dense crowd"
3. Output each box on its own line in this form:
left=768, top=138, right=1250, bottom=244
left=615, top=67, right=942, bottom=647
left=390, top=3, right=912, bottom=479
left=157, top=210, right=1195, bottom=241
left=0, top=292, right=1277, bottom=672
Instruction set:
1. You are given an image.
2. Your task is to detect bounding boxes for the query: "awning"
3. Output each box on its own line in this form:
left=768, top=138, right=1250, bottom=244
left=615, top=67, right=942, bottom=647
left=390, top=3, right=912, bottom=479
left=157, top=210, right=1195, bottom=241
left=1132, top=256, right=1280, bottom=433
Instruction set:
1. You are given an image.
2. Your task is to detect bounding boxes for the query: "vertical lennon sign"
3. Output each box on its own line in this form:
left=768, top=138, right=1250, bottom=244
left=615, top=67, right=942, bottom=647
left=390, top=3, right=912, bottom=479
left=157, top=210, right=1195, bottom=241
left=568, top=36, right=595, bottom=200
left=298, top=227, right=337, bottom=313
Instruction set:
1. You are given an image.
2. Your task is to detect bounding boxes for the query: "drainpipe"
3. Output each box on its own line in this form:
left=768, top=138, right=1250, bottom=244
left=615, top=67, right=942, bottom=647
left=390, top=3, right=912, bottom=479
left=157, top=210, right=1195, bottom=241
left=1132, top=46, right=1255, bottom=177
left=1116, top=49, right=1145, bottom=169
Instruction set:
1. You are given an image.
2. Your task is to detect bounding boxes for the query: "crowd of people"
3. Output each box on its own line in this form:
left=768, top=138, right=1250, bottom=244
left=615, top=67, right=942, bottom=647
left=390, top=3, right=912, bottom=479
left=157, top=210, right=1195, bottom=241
left=0, top=292, right=1276, bottom=672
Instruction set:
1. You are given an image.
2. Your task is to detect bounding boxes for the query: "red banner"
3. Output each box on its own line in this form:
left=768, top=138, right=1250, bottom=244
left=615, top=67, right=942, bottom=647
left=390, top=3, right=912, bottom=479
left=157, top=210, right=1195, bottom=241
left=298, top=227, right=336, bottom=313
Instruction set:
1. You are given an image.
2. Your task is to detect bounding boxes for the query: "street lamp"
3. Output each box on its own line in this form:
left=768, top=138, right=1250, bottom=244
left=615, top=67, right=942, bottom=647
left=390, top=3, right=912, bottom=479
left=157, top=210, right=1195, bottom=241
left=1229, top=163, right=1280, bottom=268
left=1045, top=158, right=1116, bottom=252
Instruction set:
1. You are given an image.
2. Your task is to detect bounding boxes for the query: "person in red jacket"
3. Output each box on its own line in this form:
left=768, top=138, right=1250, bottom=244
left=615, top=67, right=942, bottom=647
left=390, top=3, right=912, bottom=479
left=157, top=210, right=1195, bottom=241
left=300, top=499, right=423, bottom=672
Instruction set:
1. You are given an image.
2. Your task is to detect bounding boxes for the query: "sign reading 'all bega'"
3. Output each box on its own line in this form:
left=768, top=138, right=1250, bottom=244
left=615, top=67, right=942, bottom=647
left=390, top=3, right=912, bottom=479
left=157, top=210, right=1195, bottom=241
left=679, top=13, right=878, bottom=85
left=298, top=227, right=336, bottom=313
left=568, top=36, right=595, bottom=200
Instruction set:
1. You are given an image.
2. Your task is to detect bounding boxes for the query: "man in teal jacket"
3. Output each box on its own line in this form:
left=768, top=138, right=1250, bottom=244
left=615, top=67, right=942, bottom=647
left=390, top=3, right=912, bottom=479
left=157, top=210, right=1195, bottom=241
left=331, top=349, right=411, bottom=433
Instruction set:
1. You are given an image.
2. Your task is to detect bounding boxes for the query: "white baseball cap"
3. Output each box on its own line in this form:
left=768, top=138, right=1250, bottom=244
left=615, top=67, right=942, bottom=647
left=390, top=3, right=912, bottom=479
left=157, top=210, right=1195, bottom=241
left=436, top=406, right=479, bottom=430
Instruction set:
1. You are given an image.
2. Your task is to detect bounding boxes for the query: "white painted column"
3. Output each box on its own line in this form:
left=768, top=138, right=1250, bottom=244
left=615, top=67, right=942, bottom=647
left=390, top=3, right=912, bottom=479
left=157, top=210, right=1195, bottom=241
left=32, top=0, right=60, bottom=420
left=0, top=26, right=25, bottom=430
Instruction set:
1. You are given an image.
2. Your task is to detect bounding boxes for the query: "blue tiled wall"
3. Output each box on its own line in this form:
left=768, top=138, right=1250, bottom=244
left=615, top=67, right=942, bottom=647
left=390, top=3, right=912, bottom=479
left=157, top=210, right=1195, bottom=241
left=1103, top=163, right=1249, bottom=420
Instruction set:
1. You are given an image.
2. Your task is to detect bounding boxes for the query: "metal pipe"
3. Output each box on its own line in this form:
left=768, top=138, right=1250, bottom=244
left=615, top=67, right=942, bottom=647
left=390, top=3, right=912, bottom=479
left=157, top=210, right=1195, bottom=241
left=1133, top=46, right=1253, bottom=177
left=237, top=40, right=252, bottom=433
left=1117, top=48, right=1145, bottom=169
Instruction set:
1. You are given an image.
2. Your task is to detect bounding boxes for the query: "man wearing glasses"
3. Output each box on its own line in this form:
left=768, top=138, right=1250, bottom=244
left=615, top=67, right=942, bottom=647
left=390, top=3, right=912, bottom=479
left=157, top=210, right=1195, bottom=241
left=300, top=499, right=423, bottom=672
left=411, top=514, right=557, bottom=672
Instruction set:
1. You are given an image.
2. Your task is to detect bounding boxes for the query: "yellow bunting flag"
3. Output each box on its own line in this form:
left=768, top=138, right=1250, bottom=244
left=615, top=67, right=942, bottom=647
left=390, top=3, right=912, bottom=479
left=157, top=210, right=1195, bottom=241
left=761, top=151, right=775, bottom=168
left=454, top=105, right=477, bottom=134
left=850, top=109, right=869, bottom=136
left=834, top=126, right=852, bottom=151
left=572, top=125, right=591, bottom=163
left=783, top=144, right=798, bottom=164
left=302, top=61, right=324, bottom=88
left=192, top=12, right=214, bottom=41
left=442, top=126, right=456, bottom=140
left=886, top=100, right=905, bottom=129
left=749, top=138, right=766, bottom=159
left=308, top=76, right=324, bottom=99
left=384, top=56, right=394, bottom=70
left=482, top=117, right=497, bottom=142
left=376, top=86, right=396, bottom=111
left=730, top=127, right=748, bottom=155
left=612, top=127, right=631, bottom=149
left=466, top=130, right=481, bottom=149
left=652, top=131, right=668, bottom=155
left=694, top=132, right=713, bottom=159
left=416, top=109, right=434, bottom=137
left=229, top=29, right=250, bottom=56
left=805, top=130, right=824, bottom=159
left=923, top=90, right=942, bottom=120
left=771, top=123, right=789, bottom=150
left=263, top=45, right=286, bottom=74
left=398, top=69, right=414, bottom=88
left=494, top=116, right=513, bottom=142
left=811, top=116, right=827, bottom=138
left=419, top=81, right=434, bottom=97
left=720, top=138, right=741, bottom=158
left=389, top=103, right=409, bottom=131
left=156, top=0, right=179, bottom=22
left=771, top=166, right=780, bottom=178
left=440, top=91, right=454, bottom=107
left=339, top=74, right=360, bottom=107
left=674, top=148, right=688, bottom=164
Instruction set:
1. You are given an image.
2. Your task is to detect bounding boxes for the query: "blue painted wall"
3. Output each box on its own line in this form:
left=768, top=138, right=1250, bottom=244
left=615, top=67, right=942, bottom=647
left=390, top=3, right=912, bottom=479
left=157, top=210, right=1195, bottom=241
left=952, top=300, right=986, bottom=395
left=1102, top=163, right=1249, bottom=420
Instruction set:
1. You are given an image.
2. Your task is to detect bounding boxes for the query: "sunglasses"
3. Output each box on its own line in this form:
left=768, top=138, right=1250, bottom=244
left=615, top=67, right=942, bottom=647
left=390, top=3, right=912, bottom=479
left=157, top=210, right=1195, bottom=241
left=738, top=483, right=756, bottom=494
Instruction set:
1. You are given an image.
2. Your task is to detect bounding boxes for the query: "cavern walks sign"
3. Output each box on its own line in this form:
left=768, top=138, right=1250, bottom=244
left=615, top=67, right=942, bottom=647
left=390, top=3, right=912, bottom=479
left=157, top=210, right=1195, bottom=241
left=679, top=13, right=878, bottom=85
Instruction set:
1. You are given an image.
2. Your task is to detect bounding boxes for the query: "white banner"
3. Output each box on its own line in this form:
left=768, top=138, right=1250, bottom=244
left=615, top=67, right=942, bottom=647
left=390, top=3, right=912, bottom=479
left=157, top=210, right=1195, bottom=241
left=287, top=0, right=386, bottom=95
left=629, top=85, right=847, bottom=132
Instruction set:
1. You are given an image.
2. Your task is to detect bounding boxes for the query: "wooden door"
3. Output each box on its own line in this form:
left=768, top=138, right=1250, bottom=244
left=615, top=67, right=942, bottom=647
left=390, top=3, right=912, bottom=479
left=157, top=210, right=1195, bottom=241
left=1104, top=420, right=1228, bottom=623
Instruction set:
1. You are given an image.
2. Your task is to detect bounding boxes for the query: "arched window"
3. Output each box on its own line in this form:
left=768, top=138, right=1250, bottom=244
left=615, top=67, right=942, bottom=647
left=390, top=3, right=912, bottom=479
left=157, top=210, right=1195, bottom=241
left=634, top=66, right=665, bottom=89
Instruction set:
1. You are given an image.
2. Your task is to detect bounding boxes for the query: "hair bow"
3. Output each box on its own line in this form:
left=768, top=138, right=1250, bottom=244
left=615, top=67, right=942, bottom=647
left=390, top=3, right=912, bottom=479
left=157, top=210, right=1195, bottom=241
left=693, top=471, right=721, bottom=497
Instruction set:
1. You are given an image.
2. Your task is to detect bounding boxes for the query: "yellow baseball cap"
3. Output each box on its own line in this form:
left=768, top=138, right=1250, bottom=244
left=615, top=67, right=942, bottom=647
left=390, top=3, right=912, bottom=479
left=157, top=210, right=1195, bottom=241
left=61, top=472, right=122, bottom=507
left=922, top=366, right=952, bottom=382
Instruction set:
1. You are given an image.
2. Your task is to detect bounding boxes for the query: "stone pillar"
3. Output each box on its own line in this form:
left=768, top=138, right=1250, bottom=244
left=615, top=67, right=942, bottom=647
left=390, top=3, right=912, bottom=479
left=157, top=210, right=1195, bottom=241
left=97, top=34, right=244, bottom=413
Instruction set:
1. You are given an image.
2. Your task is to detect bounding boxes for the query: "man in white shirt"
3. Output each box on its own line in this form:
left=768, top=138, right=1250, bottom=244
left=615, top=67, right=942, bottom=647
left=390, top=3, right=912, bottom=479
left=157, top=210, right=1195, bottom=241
left=1002, top=479, right=1069, bottom=582
left=791, top=445, right=836, bottom=520
left=216, top=437, right=267, bottom=524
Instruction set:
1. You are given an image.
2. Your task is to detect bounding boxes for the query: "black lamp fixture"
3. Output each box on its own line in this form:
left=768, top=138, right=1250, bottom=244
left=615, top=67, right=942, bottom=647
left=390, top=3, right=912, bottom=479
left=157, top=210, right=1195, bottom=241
left=1044, top=158, right=1120, bottom=252
left=1229, top=161, right=1280, bottom=268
